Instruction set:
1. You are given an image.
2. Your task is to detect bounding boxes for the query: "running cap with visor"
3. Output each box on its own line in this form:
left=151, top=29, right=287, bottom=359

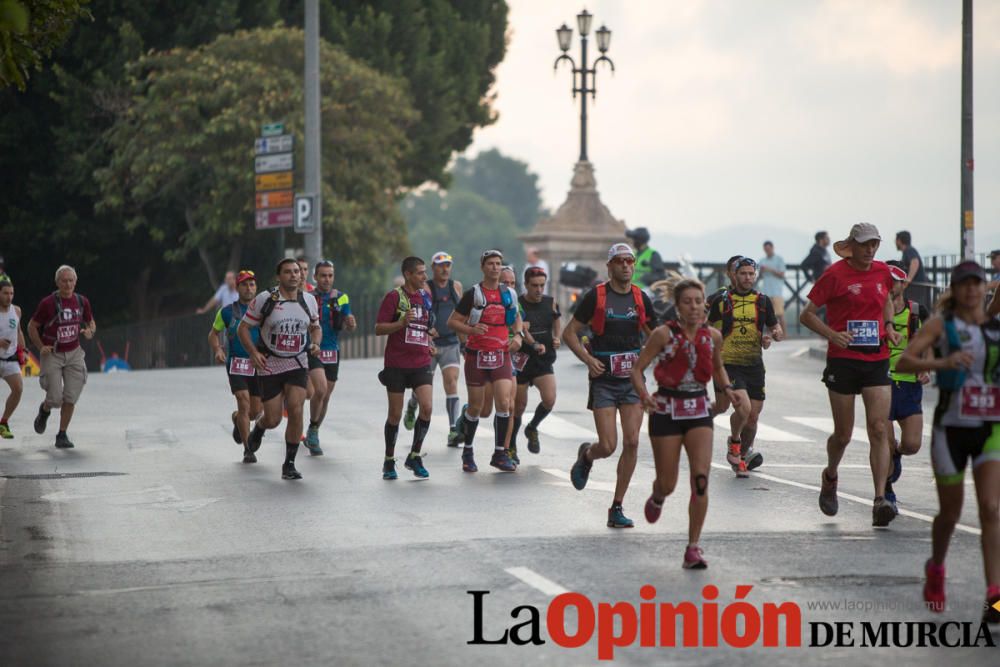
left=833, top=223, right=882, bottom=258
left=432, top=251, right=453, bottom=265
left=607, top=243, right=636, bottom=262
left=481, top=249, right=504, bottom=265
left=236, top=270, right=256, bottom=285
left=950, top=260, right=986, bottom=285
left=886, top=262, right=908, bottom=283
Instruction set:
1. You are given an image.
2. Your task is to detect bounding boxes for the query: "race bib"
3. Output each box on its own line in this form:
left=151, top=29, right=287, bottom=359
left=476, top=349, right=503, bottom=370
left=609, top=352, right=638, bottom=378
left=275, top=333, right=304, bottom=353
left=653, top=394, right=710, bottom=420
left=57, top=324, right=79, bottom=343
left=319, top=349, right=338, bottom=364
left=511, top=352, right=529, bottom=372
left=404, top=326, right=428, bottom=346
left=959, top=386, right=1000, bottom=420
left=847, top=320, right=880, bottom=347
left=229, top=357, right=255, bottom=376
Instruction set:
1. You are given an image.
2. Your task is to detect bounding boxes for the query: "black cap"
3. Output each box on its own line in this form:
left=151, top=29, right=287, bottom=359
left=990, top=249, right=1000, bottom=259
left=625, top=227, right=650, bottom=245
left=950, top=260, right=986, bottom=285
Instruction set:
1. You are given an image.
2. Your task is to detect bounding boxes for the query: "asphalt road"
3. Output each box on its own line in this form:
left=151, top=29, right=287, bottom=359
left=1, top=343, right=997, bottom=665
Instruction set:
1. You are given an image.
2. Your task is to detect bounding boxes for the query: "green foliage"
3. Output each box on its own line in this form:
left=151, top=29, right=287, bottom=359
left=451, top=148, right=545, bottom=230
left=0, top=0, right=90, bottom=90
left=96, top=25, right=416, bottom=275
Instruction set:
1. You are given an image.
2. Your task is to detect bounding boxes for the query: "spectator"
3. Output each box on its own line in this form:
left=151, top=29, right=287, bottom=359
left=524, top=247, right=551, bottom=295
left=758, top=240, right=787, bottom=333
left=801, top=231, right=831, bottom=283
left=987, top=249, right=1000, bottom=296
left=625, top=227, right=666, bottom=289
left=895, top=231, right=931, bottom=310
left=196, top=271, right=238, bottom=314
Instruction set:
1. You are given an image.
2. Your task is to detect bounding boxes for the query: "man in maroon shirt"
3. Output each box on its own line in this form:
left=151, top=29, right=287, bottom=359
left=800, top=223, right=902, bottom=527
left=27, top=265, right=96, bottom=449
left=375, top=256, right=435, bottom=480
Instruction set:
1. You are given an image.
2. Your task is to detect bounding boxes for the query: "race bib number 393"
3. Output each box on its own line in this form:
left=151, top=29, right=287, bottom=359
left=959, top=386, right=1000, bottom=420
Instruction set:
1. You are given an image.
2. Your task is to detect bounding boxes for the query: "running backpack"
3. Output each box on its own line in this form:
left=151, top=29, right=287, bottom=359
left=394, top=287, right=435, bottom=328
left=43, top=292, right=85, bottom=331
left=590, top=282, right=648, bottom=337
left=936, top=313, right=966, bottom=392
left=653, top=321, right=714, bottom=388
left=258, top=287, right=310, bottom=326
left=316, top=290, right=349, bottom=331
left=468, top=283, right=518, bottom=327
left=712, top=289, right=767, bottom=338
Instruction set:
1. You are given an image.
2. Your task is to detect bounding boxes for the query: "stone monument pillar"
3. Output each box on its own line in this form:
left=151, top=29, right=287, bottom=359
left=519, top=160, right=627, bottom=312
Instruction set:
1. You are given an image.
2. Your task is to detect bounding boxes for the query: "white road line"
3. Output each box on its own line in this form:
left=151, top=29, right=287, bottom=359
left=759, top=464, right=869, bottom=469
left=784, top=416, right=869, bottom=443
left=538, top=414, right=597, bottom=441
left=713, top=463, right=982, bottom=536
left=790, top=347, right=811, bottom=359
left=712, top=416, right=809, bottom=442
left=505, top=567, right=569, bottom=596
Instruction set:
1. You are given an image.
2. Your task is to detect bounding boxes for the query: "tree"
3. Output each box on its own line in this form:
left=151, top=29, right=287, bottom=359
left=451, top=148, right=545, bottom=230
left=96, top=26, right=416, bottom=290
left=0, top=0, right=90, bottom=90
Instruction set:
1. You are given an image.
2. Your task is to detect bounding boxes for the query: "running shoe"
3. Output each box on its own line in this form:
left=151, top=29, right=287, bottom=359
left=819, top=469, right=838, bottom=516
left=0, top=423, right=12, bottom=439
left=446, top=427, right=462, bottom=448
left=281, top=462, right=302, bottom=480
left=231, top=411, right=241, bottom=444
left=983, top=588, right=1000, bottom=624
left=382, top=457, right=398, bottom=480
left=404, top=452, right=429, bottom=479
left=923, top=559, right=945, bottom=613
left=726, top=438, right=741, bottom=469
left=490, top=449, right=516, bottom=472
left=889, top=451, right=902, bottom=484
left=508, top=446, right=520, bottom=466
left=248, top=426, right=264, bottom=453
left=304, top=426, right=323, bottom=456
left=735, top=458, right=749, bottom=478
left=872, top=496, right=896, bottom=527
left=448, top=407, right=468, bottom=447
left=644, top=494, right=664, bottom=524
left=607, top=504, right=634, bottom=528
left=461, top=448, right=478, bottom=473
left=403, top=399, right=417, bottom=431
left=884, top=483, right=899, bottom=515
left=570, top=443, right=593, bottom=490
left=743, top=446, right=763, bottom=471
left=54, top=432, right=74, bottom=449
left=524, top=424, right=540, bottom=454
left=242, top=448, right=257, bottom=464
left=33, top=404, right=49, bottom=435
left=682, top=545, right=708, bottom=570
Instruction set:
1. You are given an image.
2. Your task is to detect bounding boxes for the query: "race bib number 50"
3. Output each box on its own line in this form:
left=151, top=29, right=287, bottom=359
left=609, top=352, right=638, bottom=378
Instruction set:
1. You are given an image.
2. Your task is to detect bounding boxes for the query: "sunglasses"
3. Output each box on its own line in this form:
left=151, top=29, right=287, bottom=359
left=434, top=254, right=454, bottom=264
left=314, top=260, right=335, bottom=270
left=610, top=256, right=636, bottom=265
left=735, top=258, right=757, bottom=270
left=481, top=249, right=504, bottom=260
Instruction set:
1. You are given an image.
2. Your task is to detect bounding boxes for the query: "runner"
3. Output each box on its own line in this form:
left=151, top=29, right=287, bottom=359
left=884, top=260, right=930, bottom=513
left=447, top=250, right=523, bottom=473
left=27, top=265, right=96, bottom=449
left=707, top=256, right=783, bottom=477
left=305, top=260, right=356, bottom=456
left=564, top=243, right=655, bottom=528
left=895, top=261, right=1000, bottom=623
left=238, top=259, right=321, bottom=480
left=374, top=256, right=434, bottom=480
left=799, top=223, right=902, bottom=527
left=631, top=278, right=741, bottom=568
left=208, top=270, right=262, bottom=463
left=406, top=252, right=464, bottom=447
left=0, top=280, right=26, bottom=439
left=513, top=266, right=561, bottom=458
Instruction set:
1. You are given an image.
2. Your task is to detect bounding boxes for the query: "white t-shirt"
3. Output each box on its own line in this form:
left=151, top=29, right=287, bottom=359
left=0, top=304, right=18, bottom=360
left=214, top=284, right=239, bottom=309
left=243, top=290, right=319, bottom=375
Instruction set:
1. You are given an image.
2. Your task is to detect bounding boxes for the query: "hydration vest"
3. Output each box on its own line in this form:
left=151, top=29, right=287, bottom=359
left=712, top=289, right=767, bottom=338
left=653, top=321, right=714, bottom=388
left=468, top=283, right=518, bottom=327
left=937, top=313, right=1000, bottom=391
left=590, top=282, right=648, bottom=336
left=316, top=289, right=349, bottom=331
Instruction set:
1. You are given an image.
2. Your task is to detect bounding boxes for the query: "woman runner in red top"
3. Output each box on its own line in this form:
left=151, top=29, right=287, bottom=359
left=630, top=278, right=740, bottom=570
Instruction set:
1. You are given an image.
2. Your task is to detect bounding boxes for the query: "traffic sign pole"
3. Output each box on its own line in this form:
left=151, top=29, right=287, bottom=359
left=303, top=0, right=323, bottom=267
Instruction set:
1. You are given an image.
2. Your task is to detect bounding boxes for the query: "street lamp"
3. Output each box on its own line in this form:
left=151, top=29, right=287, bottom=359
left=554, top=9, right=615, bottom=163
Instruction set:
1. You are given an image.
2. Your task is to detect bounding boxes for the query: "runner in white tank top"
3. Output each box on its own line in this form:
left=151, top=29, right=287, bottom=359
left=0, top=279, right=25, bottom=438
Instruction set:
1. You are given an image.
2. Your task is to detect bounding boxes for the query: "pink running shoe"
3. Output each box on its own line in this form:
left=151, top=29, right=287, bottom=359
left=682, top=545, right=708, bottom=570
left=923, top=559, right=945, bottom=613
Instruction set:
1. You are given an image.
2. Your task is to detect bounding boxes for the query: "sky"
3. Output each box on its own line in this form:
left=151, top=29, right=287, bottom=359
left=468, top=0, right=1000, bottom=263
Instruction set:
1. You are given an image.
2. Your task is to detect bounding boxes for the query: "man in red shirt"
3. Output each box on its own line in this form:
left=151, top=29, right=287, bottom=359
left=800, top=223, right=902, bottom=527
left=448, top=250, right=524, bottom=473
left=27, top=265, right=96, bottom=449
left=375, top=256, right=435, bottom=480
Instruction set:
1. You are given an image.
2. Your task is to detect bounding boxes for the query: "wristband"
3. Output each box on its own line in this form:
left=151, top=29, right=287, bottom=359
left=723, top=383, right=735, bottom=392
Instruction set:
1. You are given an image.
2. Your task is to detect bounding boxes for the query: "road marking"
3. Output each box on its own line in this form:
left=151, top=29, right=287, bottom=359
left=712, top=463, right=982, bottom=536
left=783, top=416, right=869, bottom=443
left=505, top=567, right=569, bottom=596
left=541, top=468, right=616, bottom=493
left=538, top=414, right=597, bottom=440
left=758, top=464, right=869, bottom=469
left=712, top=416, right=809, bottom=442
left=790, top=347, right=811, bottom=359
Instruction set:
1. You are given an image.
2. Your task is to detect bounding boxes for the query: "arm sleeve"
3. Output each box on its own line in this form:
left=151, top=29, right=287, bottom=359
left=454, top=289, right=475, bottom=316
left=212, top=309, right=227, bottom=332
left=376, top=291, right=399, bottom=324
left=573, top=288, right=597, bottom=324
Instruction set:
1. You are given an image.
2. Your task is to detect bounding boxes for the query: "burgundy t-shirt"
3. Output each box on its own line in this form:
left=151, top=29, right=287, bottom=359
left=31, top=293, right=93, bottom=352
left=377, top=289, right=433, bottom=369
left=807, top=259, right=893, bottom=361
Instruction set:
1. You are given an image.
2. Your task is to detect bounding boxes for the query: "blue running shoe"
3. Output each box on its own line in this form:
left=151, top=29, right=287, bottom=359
left=570, top=443, right=593, bottom=490
left=305, top=426, right=323, bottom=456
left=490, top=449, right=516, bottom=472
left=461, top=448, right=478, bottom=473
left=382, top=458, right=398, bottom=480
left=607, top=504, right=634, bottom=528
left=889, top=452, right=902, bottom=484
left=405, top=452, right=429, bottom=479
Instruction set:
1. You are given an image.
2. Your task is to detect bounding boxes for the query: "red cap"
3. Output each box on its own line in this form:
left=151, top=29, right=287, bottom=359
left=236, top=270, right=256, bottom=285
